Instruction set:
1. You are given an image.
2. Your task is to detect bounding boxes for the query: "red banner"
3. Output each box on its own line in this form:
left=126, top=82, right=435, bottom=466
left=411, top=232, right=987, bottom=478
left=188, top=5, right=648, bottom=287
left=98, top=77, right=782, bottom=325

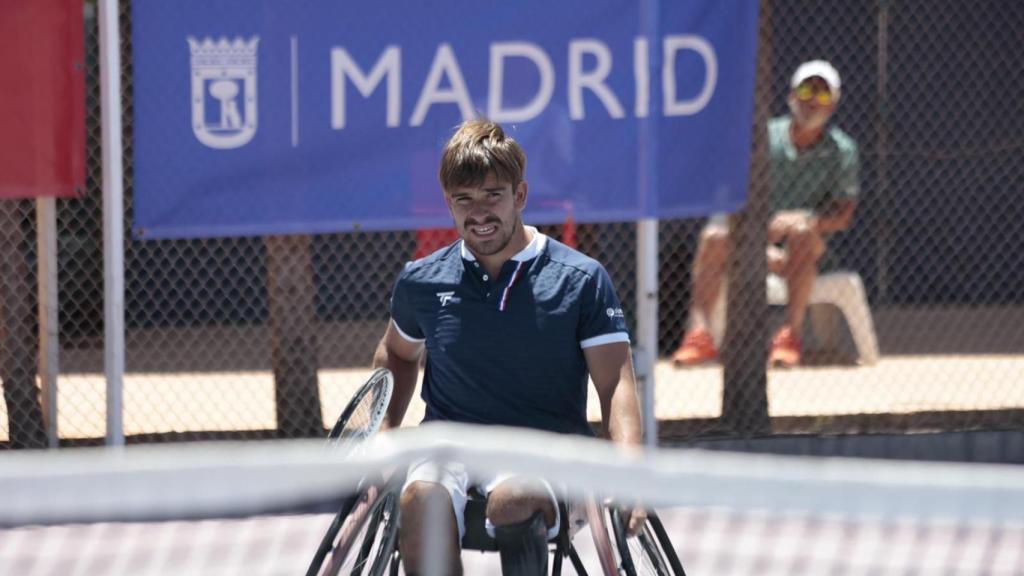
left=0, top=0, right=85, bottom=199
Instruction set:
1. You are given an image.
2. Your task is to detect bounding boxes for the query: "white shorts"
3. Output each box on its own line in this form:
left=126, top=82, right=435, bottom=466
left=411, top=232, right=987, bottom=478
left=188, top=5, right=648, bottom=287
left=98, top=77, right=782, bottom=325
left=402, top=460, right=562, bottom=542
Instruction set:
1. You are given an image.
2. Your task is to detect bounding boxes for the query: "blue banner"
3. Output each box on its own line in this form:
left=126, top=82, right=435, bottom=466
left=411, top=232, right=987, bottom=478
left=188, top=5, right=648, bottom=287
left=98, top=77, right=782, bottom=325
left=132, top=0, right=758, bottom=239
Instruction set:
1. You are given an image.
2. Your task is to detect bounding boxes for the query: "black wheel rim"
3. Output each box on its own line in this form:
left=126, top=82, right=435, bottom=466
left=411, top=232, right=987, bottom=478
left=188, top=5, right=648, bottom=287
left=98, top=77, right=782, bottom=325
left=610, top=508, right=638, bottom=576
left=647, top=512, right=686, bottom=576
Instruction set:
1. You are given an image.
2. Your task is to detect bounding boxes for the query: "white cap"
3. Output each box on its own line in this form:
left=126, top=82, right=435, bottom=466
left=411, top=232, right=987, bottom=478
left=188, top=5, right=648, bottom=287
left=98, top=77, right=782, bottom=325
left=791, top=60, right=841, bottom=99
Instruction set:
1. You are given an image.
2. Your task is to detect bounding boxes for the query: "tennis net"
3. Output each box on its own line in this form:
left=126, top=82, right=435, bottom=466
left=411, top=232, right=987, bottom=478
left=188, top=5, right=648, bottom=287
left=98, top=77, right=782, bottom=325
left=1, top=423, right=1022, bottom=575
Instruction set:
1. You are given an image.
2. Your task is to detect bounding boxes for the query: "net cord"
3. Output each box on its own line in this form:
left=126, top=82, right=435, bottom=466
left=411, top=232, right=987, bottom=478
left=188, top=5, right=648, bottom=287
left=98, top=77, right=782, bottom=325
left=1, top=422, right=1022, bottom=526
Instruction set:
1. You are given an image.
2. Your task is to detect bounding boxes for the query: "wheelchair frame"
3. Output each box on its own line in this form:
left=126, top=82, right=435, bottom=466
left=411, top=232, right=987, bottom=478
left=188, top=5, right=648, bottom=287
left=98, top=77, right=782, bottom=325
left=307, top=469, right=685, bottom=576
left=306, top=372, right=685, bottom=575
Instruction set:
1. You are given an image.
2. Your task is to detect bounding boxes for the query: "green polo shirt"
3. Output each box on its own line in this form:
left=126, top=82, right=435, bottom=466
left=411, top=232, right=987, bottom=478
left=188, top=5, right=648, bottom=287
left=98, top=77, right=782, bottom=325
left=768, top=115, right=860, bottom=214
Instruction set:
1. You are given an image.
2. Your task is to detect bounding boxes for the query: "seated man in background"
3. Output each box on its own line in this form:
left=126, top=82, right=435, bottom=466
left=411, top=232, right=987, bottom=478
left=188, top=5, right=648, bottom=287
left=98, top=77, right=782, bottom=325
left=673, top=59, right=860, bottom=368
left=374, top=119, right=642, bottom=575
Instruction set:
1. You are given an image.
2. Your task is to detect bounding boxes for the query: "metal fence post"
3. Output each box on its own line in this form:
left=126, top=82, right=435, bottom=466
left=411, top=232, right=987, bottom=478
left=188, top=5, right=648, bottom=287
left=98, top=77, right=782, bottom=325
left=99, top=0, right=125, bottom=447
left=721, top=0, right=772, bottom=436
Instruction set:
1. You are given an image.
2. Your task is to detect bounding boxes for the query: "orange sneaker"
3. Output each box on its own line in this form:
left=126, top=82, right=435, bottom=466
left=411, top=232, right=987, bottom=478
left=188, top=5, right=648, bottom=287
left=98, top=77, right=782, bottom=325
left=672, top=328, right=718, bottom=366
left=769, top=327, right=802, bottom=368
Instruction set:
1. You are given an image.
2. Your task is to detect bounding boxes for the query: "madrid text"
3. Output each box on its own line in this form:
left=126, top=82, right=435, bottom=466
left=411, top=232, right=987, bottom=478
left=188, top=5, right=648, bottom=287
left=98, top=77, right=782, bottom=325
left=330, top=35, right=717, bottom=129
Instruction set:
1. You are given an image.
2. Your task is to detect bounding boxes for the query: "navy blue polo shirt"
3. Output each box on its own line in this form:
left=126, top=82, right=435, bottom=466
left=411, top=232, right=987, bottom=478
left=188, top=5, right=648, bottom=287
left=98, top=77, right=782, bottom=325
left=389, top=229, right=630, bottom=436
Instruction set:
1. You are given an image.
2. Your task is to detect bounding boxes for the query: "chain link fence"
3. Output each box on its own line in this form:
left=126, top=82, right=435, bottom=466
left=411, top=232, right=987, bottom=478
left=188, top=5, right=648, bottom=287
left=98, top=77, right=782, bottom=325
left=657, top=0, right=1024, bottom=439
left=2, top=0, right=1022, bottom=448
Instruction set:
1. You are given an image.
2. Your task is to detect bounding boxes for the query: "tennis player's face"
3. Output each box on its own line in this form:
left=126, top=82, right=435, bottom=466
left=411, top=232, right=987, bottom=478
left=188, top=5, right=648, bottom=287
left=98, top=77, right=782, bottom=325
left=447, top=173, right=527, bottom=258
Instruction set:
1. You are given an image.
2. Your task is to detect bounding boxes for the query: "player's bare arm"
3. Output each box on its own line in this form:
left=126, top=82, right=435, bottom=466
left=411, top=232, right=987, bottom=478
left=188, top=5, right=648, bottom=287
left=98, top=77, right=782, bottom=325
left=585, top=341, right=642, bottom=446
left=372, top=321, right=423, bottom=430
left=586, top=340, right=645, bottom=533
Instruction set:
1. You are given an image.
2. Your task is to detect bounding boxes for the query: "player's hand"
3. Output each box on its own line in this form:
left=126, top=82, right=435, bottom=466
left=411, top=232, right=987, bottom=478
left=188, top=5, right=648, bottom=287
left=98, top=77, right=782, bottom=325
left=620, top=502, right=647, bottom=536
left=769, top=210, right=817, bottom=243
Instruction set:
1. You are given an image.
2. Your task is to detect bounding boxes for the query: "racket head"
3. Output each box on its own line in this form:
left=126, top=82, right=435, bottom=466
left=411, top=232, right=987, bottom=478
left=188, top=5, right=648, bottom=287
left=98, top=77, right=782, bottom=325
left=327, top=368, right=393, bottom=448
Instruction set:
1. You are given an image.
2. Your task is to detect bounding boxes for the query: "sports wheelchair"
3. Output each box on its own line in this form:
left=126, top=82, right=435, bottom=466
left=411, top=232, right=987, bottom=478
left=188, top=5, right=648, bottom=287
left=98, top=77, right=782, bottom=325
left=306, top=369, right=685, bottom=575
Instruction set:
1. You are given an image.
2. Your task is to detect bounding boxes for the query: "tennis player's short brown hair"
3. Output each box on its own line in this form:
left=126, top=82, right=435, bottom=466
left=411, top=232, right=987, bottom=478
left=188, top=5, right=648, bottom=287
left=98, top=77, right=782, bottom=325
left=438, top=120, right=526, bottom=194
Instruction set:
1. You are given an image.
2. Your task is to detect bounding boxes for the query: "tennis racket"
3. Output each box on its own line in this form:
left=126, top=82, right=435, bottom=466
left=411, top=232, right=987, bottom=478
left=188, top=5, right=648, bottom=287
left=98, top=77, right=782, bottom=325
left=306, top=370, right=394, bottom=576
left=326, top=368, right=393, bottom=450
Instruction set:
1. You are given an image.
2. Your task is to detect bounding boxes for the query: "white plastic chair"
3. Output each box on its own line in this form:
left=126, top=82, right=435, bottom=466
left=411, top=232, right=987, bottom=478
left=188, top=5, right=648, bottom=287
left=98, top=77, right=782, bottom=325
left=709, top=271, right=879, bottom=365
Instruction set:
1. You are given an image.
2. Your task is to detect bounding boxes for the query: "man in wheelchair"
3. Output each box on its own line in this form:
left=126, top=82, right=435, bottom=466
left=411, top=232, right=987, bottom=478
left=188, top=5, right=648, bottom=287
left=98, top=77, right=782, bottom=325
left=373, top=119, right=643, bottom=575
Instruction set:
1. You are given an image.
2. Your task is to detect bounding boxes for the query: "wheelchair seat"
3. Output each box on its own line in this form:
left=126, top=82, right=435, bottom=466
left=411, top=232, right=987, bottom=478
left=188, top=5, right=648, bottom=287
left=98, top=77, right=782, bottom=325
left=461, top=487, right=500, bottom=551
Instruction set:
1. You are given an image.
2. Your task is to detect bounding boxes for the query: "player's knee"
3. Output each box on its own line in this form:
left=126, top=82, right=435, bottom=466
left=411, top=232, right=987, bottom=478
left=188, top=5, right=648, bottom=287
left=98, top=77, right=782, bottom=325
left=700, top=227, right=730, bottom=261
left=401, top=481, right=452, bottom=521
left=487, top=481, right=555, bottom=528
left=702, top=226, right=729, bottom=247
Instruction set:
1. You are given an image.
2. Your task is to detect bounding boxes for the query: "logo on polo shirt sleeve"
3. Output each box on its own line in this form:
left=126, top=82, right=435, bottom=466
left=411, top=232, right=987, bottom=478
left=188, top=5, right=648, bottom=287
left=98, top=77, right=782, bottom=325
left=606, top=307, right=624, bottom=318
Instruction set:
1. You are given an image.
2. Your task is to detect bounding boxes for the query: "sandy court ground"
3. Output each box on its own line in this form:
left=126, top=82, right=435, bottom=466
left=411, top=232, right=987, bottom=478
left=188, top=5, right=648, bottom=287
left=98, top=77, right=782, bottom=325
left=2, top=355, right=1022, bottom=441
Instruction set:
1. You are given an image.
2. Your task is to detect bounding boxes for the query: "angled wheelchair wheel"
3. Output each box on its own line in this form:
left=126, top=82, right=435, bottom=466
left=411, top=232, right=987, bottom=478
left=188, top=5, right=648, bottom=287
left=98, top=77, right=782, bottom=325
left=305, top=490, right=361, bottom=576
left=610, top=509, right=686, bottom=576
left=306, top=478, right=401, bottom=576
left=583, top=496, right=620, bottom=576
